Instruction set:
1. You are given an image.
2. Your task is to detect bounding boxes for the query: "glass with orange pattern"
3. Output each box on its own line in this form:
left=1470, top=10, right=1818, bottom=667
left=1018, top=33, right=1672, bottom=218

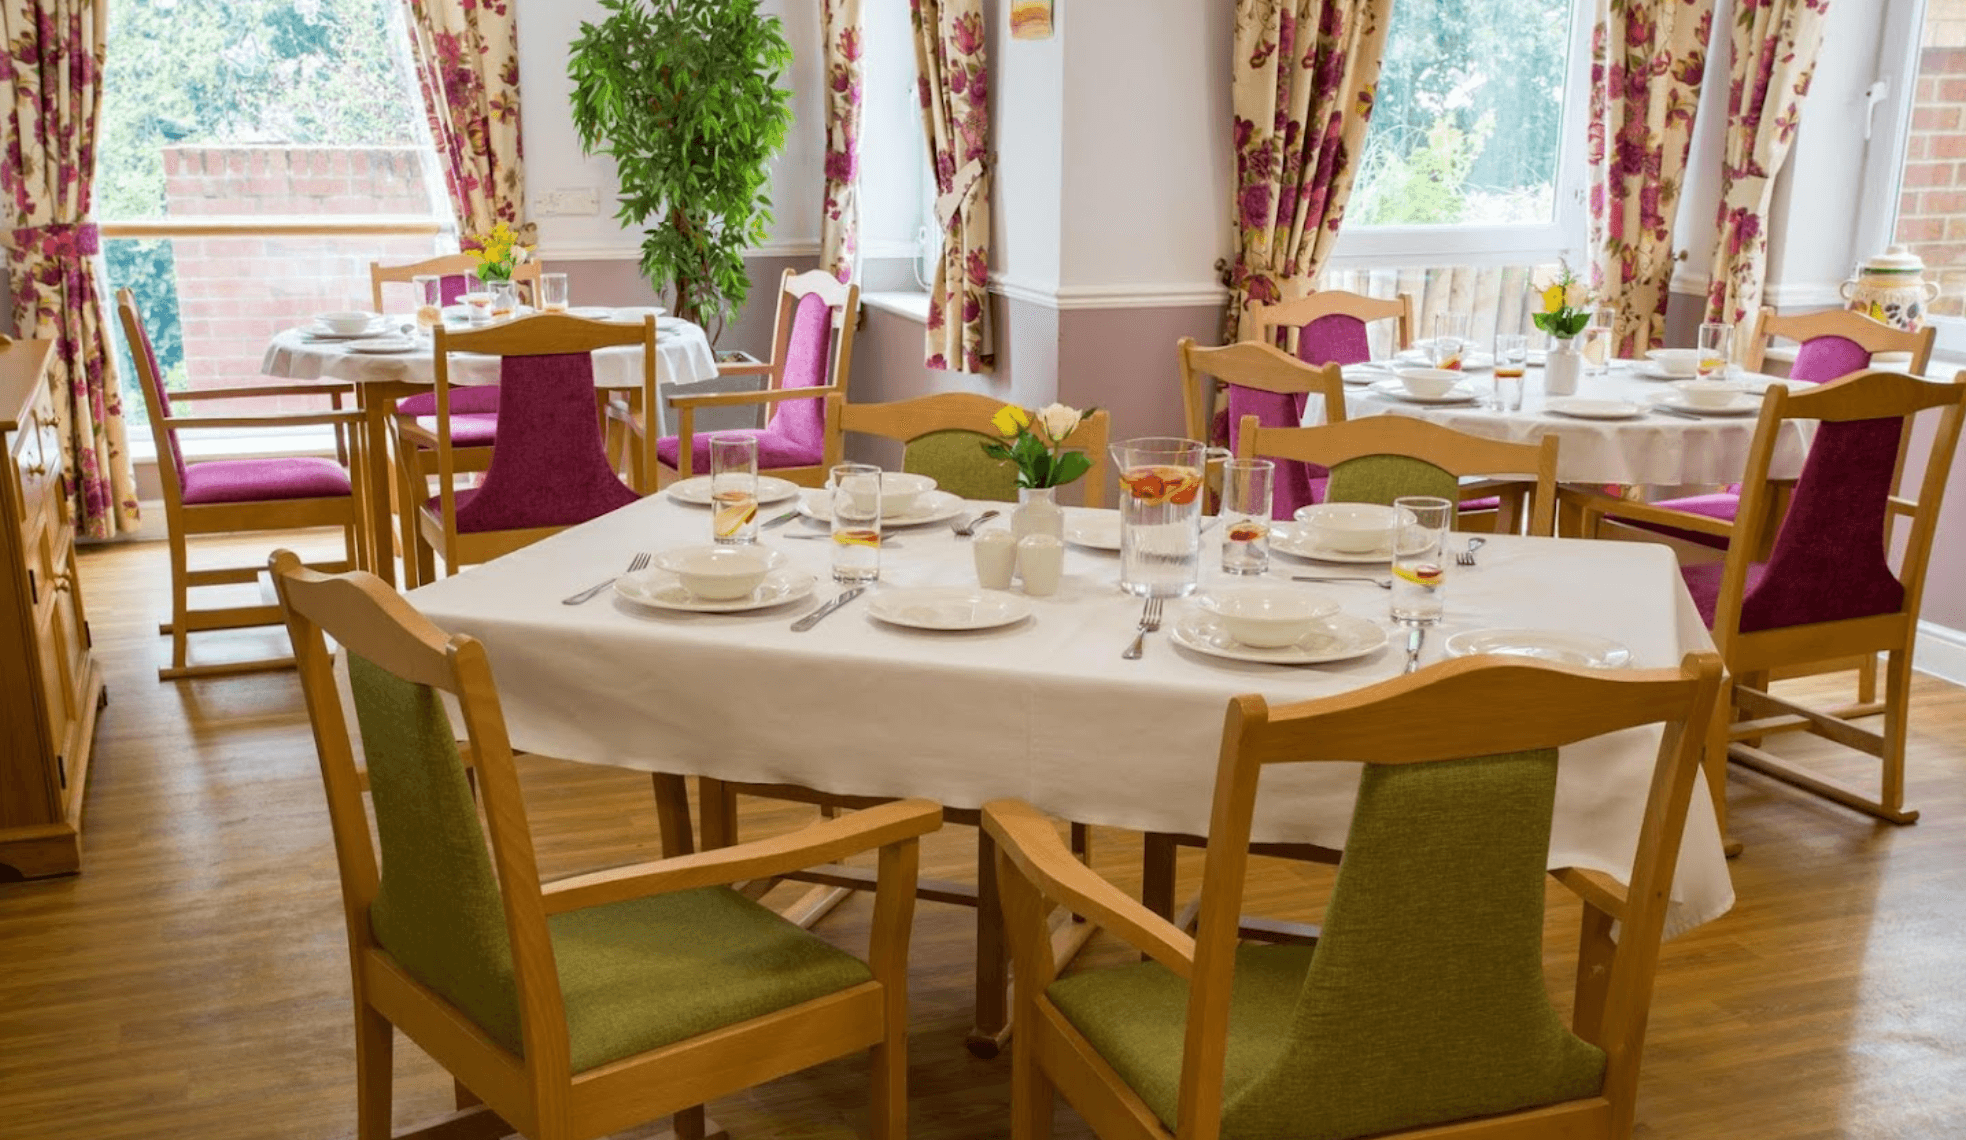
left=1111, top=437, right=1232, bottom=597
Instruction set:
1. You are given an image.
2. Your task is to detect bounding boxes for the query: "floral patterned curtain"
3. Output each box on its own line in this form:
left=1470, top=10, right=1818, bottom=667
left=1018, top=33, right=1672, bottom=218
left=401, top=0, right=531, bottom=243
left=1226, top=0, right=1394, bottom=343
left=1704, top=0, right=1832, bottom=327
left=820, top=0, right=863, bottom=284
left=1588, top=0, right=1716, bottom=357
left=0, top=0, right=140, bottom=537
left=912, top=0, right=991, bottom=373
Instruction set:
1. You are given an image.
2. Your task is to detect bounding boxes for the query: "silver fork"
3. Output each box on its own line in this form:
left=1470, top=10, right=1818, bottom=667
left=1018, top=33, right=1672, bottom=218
left=1293, top=575, right=1394, bottom=589
left=562, top=552, right=649, bottom=605
left=1121, top=596, right=1165, bottom=660
left=951, top=509, right=1001, bottom=537
left=1456, top=537, right=1487, bottom=567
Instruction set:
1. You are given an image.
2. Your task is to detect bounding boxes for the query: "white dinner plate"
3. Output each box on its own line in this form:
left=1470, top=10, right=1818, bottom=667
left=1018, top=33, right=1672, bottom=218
left=1629, top=362, right=1700, bottom=382
left=798, top=488, right=966, bottom=527
left=1170, top=611, right=1389, bottom=665
left=1398, top=347, right=1495, bottom=372
left=1343, top=362, right=1395, bottom=385
left=1646, top=391, right=1762, bottom=417
left=613, top=567, right=816, bottom=613
left=1545, top=397, right=1644, bottom=421
left=568, top=306, right=618, bottom=320
left=345, top=339, right=419, bottom=354
left=612, top=306, right=670, bottom=321
left=1269, top=522, right=1430, bottom=564
left=1368, top=379, right=1480, bottom=405
left=866, top=587, right=1033, bottom=631
left=1062, top=510, right=1122, bottom=551
left=665, top=475, right=803, bottom=507
left=1443, top=628, right=1632, bottom=669
left=302, top=324, right=388, bottom=340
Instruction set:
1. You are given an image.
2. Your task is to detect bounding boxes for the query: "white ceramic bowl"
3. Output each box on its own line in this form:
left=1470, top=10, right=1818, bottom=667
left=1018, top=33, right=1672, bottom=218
left=1393, top=368, right=1462, bottom=397
left=317, top=311, right=377, bottom=335
left=1646, top=349, right=1701, bottom=377
left=1199, top=586, right=1340, bottom=649
left=1672, top=379, right=1748, bottom=408
left=657, top=545, right=770, bottom=600
left=844, top=471, right=938, bottom=517
left=1293, top=502, right=1409, bottom=554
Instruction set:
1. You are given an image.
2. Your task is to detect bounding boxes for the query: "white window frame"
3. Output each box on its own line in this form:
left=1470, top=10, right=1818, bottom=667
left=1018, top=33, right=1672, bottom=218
left=1324, top=0, right=1592, bottom=271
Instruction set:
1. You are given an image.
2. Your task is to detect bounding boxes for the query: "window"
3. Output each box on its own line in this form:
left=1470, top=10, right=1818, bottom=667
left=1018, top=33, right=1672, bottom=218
left=852, top=1, right=936, bottom=297
left=97, top=0, right=450, bottom=439
left=1332, top=0, right=1589, bottom=268
left=1867, top=0, right=1966, bottom=358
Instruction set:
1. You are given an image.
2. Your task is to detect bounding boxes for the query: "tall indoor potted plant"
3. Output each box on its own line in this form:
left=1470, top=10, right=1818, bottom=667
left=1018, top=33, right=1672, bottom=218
left=568, top=0, right=793, bottom=338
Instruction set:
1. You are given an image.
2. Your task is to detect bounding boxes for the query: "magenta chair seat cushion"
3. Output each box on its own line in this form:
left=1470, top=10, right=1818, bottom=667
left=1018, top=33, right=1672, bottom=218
left=656, top=427, right=823, bottom=472
left=396, top=386, right=501, bottom=417
left=181, top=457, right=352, bottom=505
left=414, top=413, right=499, bottom=447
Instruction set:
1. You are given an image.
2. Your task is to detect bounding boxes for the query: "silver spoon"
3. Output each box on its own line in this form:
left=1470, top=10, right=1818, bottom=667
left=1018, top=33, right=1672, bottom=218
left=952, top=509, right=1000, bottom=537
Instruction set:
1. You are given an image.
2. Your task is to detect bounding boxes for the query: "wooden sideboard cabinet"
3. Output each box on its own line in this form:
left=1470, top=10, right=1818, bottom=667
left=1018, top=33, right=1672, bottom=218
left=0, top=338, right=106, bottom=878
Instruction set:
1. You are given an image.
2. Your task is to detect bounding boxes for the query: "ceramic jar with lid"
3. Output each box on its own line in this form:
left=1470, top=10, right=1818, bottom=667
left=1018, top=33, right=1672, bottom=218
left=1841, top=245, right=1942, bottom=331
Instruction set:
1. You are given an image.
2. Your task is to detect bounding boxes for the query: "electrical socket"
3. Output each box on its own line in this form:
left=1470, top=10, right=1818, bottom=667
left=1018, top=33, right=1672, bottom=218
left=537, top=187, right=601, bottom=217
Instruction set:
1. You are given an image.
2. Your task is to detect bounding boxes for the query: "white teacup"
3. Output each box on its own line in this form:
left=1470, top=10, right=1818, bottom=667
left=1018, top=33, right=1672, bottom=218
left=1393, top=368, right=1462, bottom=398
left=1016, top=534, right=1064, bottom=597
left=973, top=530, right=1017, bottom=590
left=317, top=311, right=377, bottom=335
left=1672, top=379, right=1747, bottom=408
left=1198, top=586, right=1339, bottom=649
left=660, top=545, right=770, bottom=600
left=1294, top=502, right=1410, bottom=554
left=1646, top=349, right=1701, bottom=377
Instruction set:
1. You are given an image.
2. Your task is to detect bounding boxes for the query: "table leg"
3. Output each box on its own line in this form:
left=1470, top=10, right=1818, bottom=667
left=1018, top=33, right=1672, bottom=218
left=966, top=829, right=1012, bottom=1058
left=652, top=773, right=695, bottom=858
left=698, top=778, right=738, bottom=850
left=1141, top=832, right=1178, bottom=920
left=358, top=387, right=398, bottom=586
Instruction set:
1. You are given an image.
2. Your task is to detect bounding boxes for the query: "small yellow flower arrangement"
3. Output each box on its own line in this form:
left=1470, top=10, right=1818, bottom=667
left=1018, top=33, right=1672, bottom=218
left=463, top=221, right=530, bottom=283
left=983, top=402, right=1096, bottom=489
left=1532, top=260, right=1594, bottom=341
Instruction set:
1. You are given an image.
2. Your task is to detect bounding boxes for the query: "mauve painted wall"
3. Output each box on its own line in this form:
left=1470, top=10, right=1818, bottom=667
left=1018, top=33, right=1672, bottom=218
left=1900, top=406, right=1966, bottom=631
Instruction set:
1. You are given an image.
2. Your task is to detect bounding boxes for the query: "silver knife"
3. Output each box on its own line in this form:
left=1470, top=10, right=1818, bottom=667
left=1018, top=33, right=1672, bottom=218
left=1650, top=405, right=1704, bottom=421
left=1402, top=625, right=1425, bottom=674
left=761, top=507, right=801, bottom=528
left=792, top=587, right=865, bottom=632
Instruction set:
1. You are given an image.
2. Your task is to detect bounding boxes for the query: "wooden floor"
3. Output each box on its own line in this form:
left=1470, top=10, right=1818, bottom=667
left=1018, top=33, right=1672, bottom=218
left=4, top=535, right=1966, bottom=1139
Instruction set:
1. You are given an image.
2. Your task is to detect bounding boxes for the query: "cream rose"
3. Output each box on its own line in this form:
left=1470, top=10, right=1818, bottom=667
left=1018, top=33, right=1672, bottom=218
left=1036, top=403, right=1083, bottom=442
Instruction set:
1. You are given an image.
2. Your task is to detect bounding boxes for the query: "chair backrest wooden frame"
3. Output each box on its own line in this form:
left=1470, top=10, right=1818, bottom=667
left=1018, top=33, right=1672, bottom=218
left=116, top=287, right=189, bottom=509
left=1176, top=338, right=1346, bottom=444
left=1742, top=305, right=1936, bottom=375
left=823, top=391, right=1111, bottom=508
left=370, top=253, right=544, bottom=312
left=1237, top=415, right=1561, bottom=535
left=1707, top=369, right=1966, bottom=674
left=1245, top=289, right=1414, bottom=357
left=753, top=267, right=861, bottom=410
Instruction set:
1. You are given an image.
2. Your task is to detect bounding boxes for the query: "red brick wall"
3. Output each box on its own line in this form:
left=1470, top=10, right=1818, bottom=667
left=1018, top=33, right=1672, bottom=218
left=162, top=145, right=446, bottom=412
left=1895, top=48, right=1966, bottom=317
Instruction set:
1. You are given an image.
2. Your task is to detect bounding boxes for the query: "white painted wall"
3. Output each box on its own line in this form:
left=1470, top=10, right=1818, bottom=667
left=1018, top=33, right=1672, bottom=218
left=986, top=0, right=1066, bottom=294
left=515, top=0, right=824, bottom=261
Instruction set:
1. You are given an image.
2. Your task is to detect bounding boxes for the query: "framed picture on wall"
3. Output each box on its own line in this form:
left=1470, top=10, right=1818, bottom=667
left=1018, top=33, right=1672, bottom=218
left=1010, top=0, right=1053, bottom=40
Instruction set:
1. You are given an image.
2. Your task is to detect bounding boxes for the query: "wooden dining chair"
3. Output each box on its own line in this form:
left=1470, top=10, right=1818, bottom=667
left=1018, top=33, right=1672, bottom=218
left=116, top=287, right=364, bottom=680
left=398, top=314, right=657, bottom=583
left=612, top=269, right=859, bottom=490
left=1237, top=414, right=1561, bottom=536
left=824, top=391, right=1111, bottom=505
left=985, top=651, right=1722, bottom=1140
left=270, top=550, right=940, bottom=1140
left=1245, top=289, right=1414, bottom=362
left=1177, top=339, right=1344, bottom=519
left=1579, top=369, right=1966, bottom=835
left=369, top=252, right=544, bottom=313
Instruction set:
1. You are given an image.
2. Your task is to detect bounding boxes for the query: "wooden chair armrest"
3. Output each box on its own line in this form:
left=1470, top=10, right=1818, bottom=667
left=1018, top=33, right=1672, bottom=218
left=169, top=380, right=356, bottom=400
left=716, top=360, right=777, bottom=377
left=1583, top=495, right=1736, bottom=538
left=393, top=418, right=442, bottom=450
left=982, top=799, right=1196, bottom=978
left=540, top=798, right=944, bottom=916
left=1551, top=867, right=1627, bottom=920
left=667, top=384, right=838, bottom=412
left=165, top=410, right=366, bottom=431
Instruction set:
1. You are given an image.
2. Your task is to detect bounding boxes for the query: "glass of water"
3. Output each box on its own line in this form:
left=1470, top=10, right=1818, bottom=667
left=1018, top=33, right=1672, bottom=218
left=710, top=434, right=758, bottom=545
left=540, top=272, right=570, bottom=313
left=830, top=463, right=882, bottom=584
left=1584, top=305, right=1616, bottom=377
left=1111, top=437, right=1230, bottom=597
left=1492, top=334, right=1528, bottom=412
left=1220, top=458, right=1275, bottom=575
left=1697, top=321, right=1732, bottom=380
left=1389, top=496, right=1451, bottom=626
left=412, top=274, right=442, bottom=335
left=1430, top=312, right=1471, bottom=371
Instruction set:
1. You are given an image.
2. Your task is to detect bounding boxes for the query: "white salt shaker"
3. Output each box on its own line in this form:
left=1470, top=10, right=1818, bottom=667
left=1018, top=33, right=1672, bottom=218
left=973, top=530, right=1018, bottom=589
left=1016, top=534, right=1064, bottom=597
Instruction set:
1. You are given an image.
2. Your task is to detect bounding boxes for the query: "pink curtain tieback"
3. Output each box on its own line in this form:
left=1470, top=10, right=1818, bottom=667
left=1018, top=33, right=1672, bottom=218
left=12, top=222, right=102, bottom=258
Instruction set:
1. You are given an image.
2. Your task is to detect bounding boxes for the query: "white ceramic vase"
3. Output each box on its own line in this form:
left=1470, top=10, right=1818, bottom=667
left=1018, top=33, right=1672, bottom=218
left=1011, top=485, right=1065, bottom=543
left=1544, top=337, right=1582, bottom=396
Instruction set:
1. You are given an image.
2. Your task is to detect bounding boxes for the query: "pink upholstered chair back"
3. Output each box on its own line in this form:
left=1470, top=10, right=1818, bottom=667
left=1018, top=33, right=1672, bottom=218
left=451, top=353, right=640, bottom=534
left=1227, top=313, right=1371, bottom=516
left=1294, top=313, right=1374, bottom=369
left=1789, top=335, right=1872, bottom=384
left=762, top=292, right=836, bottom=452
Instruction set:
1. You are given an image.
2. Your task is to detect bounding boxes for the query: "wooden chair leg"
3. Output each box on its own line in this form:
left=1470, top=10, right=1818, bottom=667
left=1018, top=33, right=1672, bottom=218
left=1858, top=652, right=1880, bottom=705
left=968, top=829, right=1011, bottom=1058
left=166, top=531, right=191, bottom=676
left=869, top=999, right=909, bottom=1140
left=395, top=443, right=422, bottom=589
left=355, top=1004, right=393, bottom=1140
left=1707, top=675, right=1739, bottom=857
left=1010, top=1018, right=1056, bottom=1140
left=1880, top=649, right=1918, bottom=823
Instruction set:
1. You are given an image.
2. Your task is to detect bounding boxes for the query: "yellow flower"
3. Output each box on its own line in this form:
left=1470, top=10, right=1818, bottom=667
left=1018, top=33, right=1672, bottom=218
left=991, top=404, right=1032, bottom=436
left=1542, top=283, right=1566, bottom=313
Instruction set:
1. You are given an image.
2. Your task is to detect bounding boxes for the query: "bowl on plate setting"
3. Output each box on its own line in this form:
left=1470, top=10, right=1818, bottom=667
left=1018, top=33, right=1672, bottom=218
left=1645, top=349, right=1701, bottom=377
left=1292, top=502, right=1410, bottom=554
left=1671, top=379, right=1749, bottom=408
left=841, top=471, right=938, bottom=517
left=656, top=545, right=770, bottom=601
left=1393, top=368, right=1462, bottom=398
left=1197, top=585, right=1340, bottom=649
left=316, top=311, right=376, bottom=335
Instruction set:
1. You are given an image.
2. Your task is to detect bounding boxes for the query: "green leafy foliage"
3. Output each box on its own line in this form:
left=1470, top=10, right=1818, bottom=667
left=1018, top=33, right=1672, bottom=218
left=568, top=0, right=794, bottom=334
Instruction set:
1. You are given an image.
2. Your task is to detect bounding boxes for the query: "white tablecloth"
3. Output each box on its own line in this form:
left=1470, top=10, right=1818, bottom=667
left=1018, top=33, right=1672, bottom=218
left=1338, top=361, right=1815, bottom=485
left=403, top=496, right=1733, bottom=938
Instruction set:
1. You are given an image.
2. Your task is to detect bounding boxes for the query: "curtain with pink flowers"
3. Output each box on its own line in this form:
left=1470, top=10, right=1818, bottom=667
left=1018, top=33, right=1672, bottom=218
left=401, top=0, right=531, bottom=243
left=1588, top=0, right=1716, bottom=358
left=820, top=0, right=863, bottom=283
left=1226, top=0, right=1394, bottom=343
left=1, top=0, right=141, bottom=537
left=1704, top=0, right=1832, bottom=327
left=912, top=0, right=992, bottom=373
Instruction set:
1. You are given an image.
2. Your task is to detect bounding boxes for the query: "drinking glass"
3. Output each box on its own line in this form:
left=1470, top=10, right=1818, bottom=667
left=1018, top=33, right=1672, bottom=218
left=709, top=434, right=759, bottom=545
left=1111, top=437, right=1230, bottom=597
left=830, top=463, right=882, bottom=584
left=1698, top=322, right=1732, bottom=380
left=1388, top=496, right=1452, bottom=626
left=1584, top=305, right=1617, bottom=376
left=1219, top=458, right=1275, bottom=575
left=461, top=273, right=495, bottom=324
left=540, top=272, right=570, bottom=313
left=412, top=274, right=442, bottom=335
left=1492, top=334, right=1528, bottom=412
left=1430, top=312, right=1471, bottom=371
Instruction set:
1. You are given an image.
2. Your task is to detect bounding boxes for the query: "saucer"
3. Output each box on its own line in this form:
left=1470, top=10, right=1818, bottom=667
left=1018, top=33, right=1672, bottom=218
left=1443, top=628, right=1632, bottom=669
left=666, top=475, right=802, bottom=507
left=1545, top=397, right=1644, bottom=421
left=1169, top=611, right=1389, bottom=665
left=345, top=338, right=419, bottom=354
left=613, top=567, right=816, bottom=612
left=1647, top=391, right=1762, bottom=416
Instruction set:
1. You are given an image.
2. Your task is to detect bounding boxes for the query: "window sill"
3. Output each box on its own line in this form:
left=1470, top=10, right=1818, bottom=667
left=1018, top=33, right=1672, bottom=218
left=862, top=291, right=932, bottom=324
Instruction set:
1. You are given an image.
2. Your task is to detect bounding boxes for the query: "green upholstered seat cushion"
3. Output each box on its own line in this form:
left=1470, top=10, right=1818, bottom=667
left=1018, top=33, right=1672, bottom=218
left=348, top=655, right=872, bottom=1074
left=1048, top=752, right=1605, bottom=1140
left=904, top=429, right=1020, bottom=502
left=1323, top=453, right=1460, bottom=514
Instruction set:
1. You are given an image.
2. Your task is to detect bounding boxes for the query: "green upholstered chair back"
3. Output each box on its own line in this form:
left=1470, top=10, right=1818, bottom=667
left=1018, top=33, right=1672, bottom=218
left=1221, top=751, right=1606, bottom=1139
left=1323, top=453, right=1460, bottom=513
left=903, top=429, right=1021, bottom=503
left=348, top=653, right=524, bottom=1054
